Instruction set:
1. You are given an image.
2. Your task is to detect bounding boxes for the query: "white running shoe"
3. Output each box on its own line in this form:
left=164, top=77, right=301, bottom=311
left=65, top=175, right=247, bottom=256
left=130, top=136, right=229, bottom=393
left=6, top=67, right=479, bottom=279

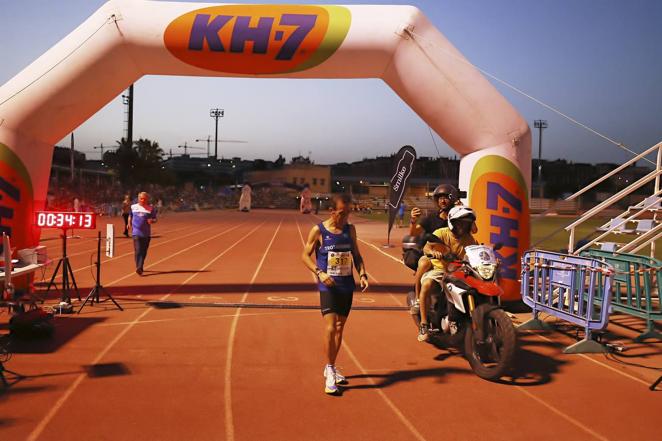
left=333, top=367, right=347, bottom=385
left=324, top=365, right=338, bottom=394
left=323, top=365, right=347, bottom=385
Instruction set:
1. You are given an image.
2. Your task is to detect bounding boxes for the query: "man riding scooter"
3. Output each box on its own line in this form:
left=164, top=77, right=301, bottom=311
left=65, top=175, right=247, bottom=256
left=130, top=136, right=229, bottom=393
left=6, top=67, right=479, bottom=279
left=417, top=206, right=478, bottom=342
left=406, top=184, right=459, bottom=302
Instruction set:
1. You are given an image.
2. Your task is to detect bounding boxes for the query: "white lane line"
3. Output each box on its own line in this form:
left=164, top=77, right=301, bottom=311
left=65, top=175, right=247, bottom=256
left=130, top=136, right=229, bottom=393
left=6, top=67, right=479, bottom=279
left=514, top=386, right=610, bottom=441
left=97, top=310, right=318, bottom=327
left=358, top=238, right=404, bottom=265
left=296, top=220, right=424, bottom=441
left=50, top=223, right=219, bottom=280
left=102, top=222, right=246, bottom=288
left=225, top=219, right=283, bottom=441
left=26, top=222, right=263, bottom=441
left=50, top=225, right=192, bottom=258
left=364, top=271, right=405, bottom=307
left=525, top=331, right=651, bottom=387
left=343, top=342, right=428, bottom=441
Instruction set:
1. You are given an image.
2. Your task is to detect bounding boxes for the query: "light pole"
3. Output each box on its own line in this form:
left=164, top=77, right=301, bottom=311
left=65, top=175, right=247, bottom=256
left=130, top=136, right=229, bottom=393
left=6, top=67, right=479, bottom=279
left=195, top=135, right=212, bottom=158
left=122, top=84, right=134, bottom=145
left=210, top=108, right=225, bottom=160
left=534, top=119, right=548, bottom=199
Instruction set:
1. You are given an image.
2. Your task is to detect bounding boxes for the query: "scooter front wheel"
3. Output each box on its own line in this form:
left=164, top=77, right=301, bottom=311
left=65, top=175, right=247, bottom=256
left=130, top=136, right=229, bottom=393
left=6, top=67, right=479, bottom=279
left=464, top=305, right=517, bottom=381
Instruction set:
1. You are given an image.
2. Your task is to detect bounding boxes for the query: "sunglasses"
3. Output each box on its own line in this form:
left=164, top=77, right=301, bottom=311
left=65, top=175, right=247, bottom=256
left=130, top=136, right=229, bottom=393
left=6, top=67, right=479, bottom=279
left=436, top=194, right=452, bottom=200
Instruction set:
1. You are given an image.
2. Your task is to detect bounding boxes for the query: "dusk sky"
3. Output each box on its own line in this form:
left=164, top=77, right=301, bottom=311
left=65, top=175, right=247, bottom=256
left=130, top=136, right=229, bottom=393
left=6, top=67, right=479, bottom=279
left=1, top=0, right=660, bottom=165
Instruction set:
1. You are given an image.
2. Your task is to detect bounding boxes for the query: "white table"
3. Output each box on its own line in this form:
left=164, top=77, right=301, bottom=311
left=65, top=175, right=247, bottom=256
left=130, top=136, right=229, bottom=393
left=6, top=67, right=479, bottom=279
left=0, top=263, right=45, bottom=282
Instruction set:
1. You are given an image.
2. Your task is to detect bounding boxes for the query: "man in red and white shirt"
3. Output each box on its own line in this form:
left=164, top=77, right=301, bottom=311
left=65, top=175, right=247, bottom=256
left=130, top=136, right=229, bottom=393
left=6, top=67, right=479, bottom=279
left=128, top=192, right=157, bottom=275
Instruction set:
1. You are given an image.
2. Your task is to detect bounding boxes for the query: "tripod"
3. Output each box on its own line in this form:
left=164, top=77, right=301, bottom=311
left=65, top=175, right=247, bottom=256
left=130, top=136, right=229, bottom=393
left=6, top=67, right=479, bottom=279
left=78, top=232, right=122, bottom=313
left=45, top=231, right=80, bottom=303
left=1, top=335, right=24, bottom=389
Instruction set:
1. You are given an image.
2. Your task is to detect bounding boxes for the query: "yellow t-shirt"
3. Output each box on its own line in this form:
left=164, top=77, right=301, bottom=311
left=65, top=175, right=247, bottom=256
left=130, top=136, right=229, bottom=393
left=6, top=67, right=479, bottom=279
left=429, top=227, right=478, bottom=270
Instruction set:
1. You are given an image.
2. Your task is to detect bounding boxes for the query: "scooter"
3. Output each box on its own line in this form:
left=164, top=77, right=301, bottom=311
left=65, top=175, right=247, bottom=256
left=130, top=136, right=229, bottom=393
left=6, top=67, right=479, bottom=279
left=406, top=236, right=517, bottom=381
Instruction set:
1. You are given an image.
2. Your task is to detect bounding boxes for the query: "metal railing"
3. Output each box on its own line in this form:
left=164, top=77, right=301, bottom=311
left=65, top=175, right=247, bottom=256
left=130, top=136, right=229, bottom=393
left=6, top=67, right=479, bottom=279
left=581, top=249, right=661, bottom=342
left=564, top=141, right=661, bottom=254
left=574, top=190, right=662, bottom=255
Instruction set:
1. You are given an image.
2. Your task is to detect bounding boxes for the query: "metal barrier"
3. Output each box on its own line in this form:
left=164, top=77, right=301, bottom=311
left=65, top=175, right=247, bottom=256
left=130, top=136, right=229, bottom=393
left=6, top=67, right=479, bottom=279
left=580, top=249, right=661, bottom=342
left=519, top=250, right=614, bottom=353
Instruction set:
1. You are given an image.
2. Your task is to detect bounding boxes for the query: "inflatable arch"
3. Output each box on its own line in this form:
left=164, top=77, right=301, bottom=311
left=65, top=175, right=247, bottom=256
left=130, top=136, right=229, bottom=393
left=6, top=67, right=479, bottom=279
left=0, top=1, right=530, bottom=299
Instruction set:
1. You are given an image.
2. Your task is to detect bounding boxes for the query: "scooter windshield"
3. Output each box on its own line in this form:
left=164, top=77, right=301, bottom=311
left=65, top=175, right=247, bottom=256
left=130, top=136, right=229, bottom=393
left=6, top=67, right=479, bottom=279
left=464, top=245, right=497, bottom=268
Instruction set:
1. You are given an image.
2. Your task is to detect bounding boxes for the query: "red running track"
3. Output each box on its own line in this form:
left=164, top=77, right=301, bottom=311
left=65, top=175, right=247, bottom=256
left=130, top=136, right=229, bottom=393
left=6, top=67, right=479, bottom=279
left=1, top=210, right=660, bottom=441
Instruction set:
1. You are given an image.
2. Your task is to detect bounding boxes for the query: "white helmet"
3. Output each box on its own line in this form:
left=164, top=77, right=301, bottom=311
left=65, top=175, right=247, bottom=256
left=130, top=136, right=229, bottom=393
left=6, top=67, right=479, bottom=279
left=448, top=205, right=476, bottom=232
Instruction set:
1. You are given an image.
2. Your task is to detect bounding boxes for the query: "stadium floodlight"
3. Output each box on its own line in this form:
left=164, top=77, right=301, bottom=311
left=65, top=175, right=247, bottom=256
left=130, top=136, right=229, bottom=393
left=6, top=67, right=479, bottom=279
left=210, top=109, right=225, bottom=160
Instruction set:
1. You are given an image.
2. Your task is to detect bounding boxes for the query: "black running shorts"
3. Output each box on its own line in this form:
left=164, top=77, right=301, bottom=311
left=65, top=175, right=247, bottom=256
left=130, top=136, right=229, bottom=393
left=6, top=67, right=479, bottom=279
left=319, top=288, right=354, bottom=317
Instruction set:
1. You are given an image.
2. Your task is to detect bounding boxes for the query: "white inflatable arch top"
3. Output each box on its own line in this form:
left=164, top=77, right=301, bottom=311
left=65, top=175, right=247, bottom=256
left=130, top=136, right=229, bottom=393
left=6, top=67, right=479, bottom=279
left=0, top=1, right=530, bottom=298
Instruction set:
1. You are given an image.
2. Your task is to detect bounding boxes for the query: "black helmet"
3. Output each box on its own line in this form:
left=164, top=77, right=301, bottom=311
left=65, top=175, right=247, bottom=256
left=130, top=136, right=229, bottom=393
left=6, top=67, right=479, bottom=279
left=432, top=184, right=459, bottom=202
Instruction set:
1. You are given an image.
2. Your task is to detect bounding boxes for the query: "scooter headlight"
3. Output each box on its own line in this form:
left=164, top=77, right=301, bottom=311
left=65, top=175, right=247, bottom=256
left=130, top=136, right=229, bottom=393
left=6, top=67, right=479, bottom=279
left=476, top=264, right=496, bottom=280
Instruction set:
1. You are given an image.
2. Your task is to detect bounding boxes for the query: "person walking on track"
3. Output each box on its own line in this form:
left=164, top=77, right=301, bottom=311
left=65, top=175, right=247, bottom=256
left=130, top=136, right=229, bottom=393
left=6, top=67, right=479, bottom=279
left=128, top=191, right=158, bottom=275
left=301, top=193, right=369, bottom=395
left=121, top=194, right=131, bottom=237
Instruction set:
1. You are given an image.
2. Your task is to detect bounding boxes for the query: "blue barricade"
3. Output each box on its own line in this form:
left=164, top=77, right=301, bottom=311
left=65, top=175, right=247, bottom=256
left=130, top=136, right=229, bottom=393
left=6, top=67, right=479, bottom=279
left=520, top=250, right=614, bottom=353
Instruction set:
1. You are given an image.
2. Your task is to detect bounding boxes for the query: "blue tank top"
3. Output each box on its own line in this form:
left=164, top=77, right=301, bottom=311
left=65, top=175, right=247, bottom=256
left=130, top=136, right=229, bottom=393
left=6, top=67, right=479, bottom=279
left=316, top=222, right=355, bottom=292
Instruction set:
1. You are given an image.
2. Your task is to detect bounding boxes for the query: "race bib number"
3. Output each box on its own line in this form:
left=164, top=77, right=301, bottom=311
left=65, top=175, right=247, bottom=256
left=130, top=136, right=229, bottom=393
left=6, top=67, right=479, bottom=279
left=327, top=251, right=352, bottom=277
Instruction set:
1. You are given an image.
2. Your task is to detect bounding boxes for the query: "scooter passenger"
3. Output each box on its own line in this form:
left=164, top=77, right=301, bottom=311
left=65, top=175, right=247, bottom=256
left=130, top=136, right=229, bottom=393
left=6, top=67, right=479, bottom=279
left=417, top=206, right=478, bottom=342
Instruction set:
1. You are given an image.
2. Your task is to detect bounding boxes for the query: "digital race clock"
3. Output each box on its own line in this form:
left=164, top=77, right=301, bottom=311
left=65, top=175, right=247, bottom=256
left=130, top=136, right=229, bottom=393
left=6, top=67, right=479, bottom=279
left=35, top=211, right=96, bottom=229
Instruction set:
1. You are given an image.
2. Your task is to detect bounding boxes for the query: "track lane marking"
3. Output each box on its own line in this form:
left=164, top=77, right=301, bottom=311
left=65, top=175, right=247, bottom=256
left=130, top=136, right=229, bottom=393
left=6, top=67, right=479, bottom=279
left=26, top=222, right=264, bottom=441
left=98, top=310, right=317, bottom=327
left=524, top=331, right=651, bottom=387
left=225, top=219, right=283, bottom=441
left=46, top=224, right=192, bottom=257
left=514, top=386, right=610, bottom=441
left=342, top=342, right=427, bottom=441
left=296, top=220, right=426, bottom=441
left=102, top=222, right=247, bottom=288
left=358, top=237, right=404, bottom=265
left=48, top=223, right=220, bottom=281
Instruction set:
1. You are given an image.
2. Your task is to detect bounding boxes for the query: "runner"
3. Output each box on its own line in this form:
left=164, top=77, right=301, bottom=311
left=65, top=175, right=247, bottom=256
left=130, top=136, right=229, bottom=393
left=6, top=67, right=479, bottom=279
left=128, top=192, right=158, bottom=275
left=301, top=193, right=369, bottom=395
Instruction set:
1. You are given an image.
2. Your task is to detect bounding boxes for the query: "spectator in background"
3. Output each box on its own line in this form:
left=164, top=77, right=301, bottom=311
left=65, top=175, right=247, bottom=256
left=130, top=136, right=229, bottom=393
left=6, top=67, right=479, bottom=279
left=239, top=183, right=252, bottom=212
left=300, top=185, right=312, bottom=214
left=122, top=195, right=131, bottom=237
left=397, top=201, right=406, bottom=227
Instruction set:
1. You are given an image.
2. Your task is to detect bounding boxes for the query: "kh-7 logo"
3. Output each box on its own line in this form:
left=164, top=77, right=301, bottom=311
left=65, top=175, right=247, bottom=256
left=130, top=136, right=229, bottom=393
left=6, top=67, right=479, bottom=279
left=164, top=5, right=351, bottom=74
left=188, top=13, right=317, bottom=61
